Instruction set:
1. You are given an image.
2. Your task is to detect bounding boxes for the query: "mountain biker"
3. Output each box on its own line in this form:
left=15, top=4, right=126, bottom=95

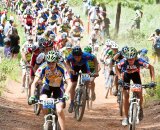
left=59, top=19, right=71, bottom=35
left=115, top=47, right=156, bottom=126
left=20, top=38, right=33, bottom=92
left=57, top=32, right=69, bottom=49
left=72, top=15, right=84, bottom=27
left=138, top=48, right=149, bottom=63
left=100, top=39, right=112, bottom=73
left=83, top=45, right=101, bottom=101
left=24, top=11, right=33, bottom=34
left=29, top=50, right=67, bottom=130
left=65, top=46, right=99, bottom=113
left=110, top=46, right=128, bottom=96
left=104, top=42, right=119, bottom=97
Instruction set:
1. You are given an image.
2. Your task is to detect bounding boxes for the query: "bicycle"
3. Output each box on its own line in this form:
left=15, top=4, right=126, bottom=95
left=73, top=70, right=90, bottom=121
left=127, top=83, right=153, bottom=130
left=35, top=97, right=64, bottom=130
left=117, top=84, right=123, bottom=116
left=33, top=83, right=42, bottom=115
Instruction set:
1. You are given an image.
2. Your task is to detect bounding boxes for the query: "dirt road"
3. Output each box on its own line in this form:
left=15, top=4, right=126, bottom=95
left=0, top=71, right=160, bottom=130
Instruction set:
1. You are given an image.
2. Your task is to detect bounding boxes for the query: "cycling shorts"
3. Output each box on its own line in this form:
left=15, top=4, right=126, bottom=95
left=41, top=84, right=65, bottom=103
left=70, top=64, right=88, bottom=82
left=123, top=72, right=141, bottom=90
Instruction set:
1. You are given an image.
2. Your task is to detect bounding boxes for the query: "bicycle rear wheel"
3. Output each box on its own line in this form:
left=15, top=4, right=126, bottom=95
left=74, top=86, right=87, bottom=121
left=86, top=88, right=93, bottom=110
left=118, top=86, right=123, bottom=116
left=129, top=103, right=137, bottom=130
left=34, top=85, right=41, bottom=115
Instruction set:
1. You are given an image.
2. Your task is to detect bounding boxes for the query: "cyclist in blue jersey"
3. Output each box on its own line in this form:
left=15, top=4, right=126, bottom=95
left=65, top=46, right=99, bottom=113
left=115, top=47, right=156, bottom=126
left=29, top=51, right=68, bottom=130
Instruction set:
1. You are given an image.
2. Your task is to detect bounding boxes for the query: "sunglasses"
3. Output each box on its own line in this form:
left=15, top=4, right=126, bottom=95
left=47, top=61, right=56, bottom=65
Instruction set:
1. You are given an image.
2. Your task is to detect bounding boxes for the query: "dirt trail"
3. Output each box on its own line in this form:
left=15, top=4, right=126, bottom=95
left=0, top=70, right=160, bottom=130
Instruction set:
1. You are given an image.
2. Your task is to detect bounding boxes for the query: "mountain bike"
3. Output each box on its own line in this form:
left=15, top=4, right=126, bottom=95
left=33, top=83, right=42, bottom=115
left=117, top=84, right=123, bottom=116
left=24, top=65, right=32, bottom=101
left=127, top=83, right=151, bottom=130
left=73, top=70, right=90, bottom=121
left=35, top=97, right=64, bottom=130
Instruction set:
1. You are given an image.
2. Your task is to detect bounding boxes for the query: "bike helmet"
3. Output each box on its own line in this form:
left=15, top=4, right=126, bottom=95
left=76, top=15, right=80, bottom=18
left=63, top=18, right=69, bottom=24
left=84, top=46, right=92, bottom=53
left=25, top=44, right=33, bottom=53
left=75, top=22, right=80, bottom=27
left=38, top=17, right=44, bottom=24
left=32, top=43, right=39, bottom=52
left=105, top=39, right=112, bottom=46
left=111, top=42, right=119, bottom=49
left=72, top=46, right=82, bottom=56
left=38, top=37, right=47, bottom=44
left=49, top=33, right=56, bottom=40
left=66, top=42, right=72, bottom=49
left=61, top=32, right=67, bottom=39
left=124, top=47, right=137, bottom=59
left=46, top=50, right=59, bottom=62
left=94, top=24, right=100, bottom=30
left=140, top=48, right=148, bottom=54
left=42, top=41, right=53, bottom=48
left=121, top=46, right=129, bottom=56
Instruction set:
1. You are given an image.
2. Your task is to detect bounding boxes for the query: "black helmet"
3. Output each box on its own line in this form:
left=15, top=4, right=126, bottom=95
left=155, top=29, right=160, bottom=35
left=72, top=46, right=82, bottom=56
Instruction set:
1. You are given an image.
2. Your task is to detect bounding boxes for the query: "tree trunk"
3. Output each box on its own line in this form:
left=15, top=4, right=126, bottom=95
left=115, top=2, right=121, bottom=36
left=156, top=0, right=160, bottom=4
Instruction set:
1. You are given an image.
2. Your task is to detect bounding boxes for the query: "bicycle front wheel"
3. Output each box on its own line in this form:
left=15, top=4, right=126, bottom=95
left=129, top=103, right=137, bottom=130
left=74, top=86, right=87, bottom=121
left=118, top=86, right=123, bottom=116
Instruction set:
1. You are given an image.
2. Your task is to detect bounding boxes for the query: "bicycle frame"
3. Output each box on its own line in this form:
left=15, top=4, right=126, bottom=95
left=128, top=92, right=140, bottom=124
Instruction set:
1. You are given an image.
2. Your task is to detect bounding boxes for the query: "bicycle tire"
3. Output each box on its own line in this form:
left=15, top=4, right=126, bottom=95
left=86, top=88, right=92, bottom=110
left=105, top=75, right=113, bottom=98
left=129, top=103, right=137, bottom=130
left=34, top=85, right=41, bottom=115
left=119, top=87, right=123, bottom=116
left=43, top=121, right=52, bottom=130
left=25, top=76, right=30, bottom=100
left=74, top=86, right=87, bottom=121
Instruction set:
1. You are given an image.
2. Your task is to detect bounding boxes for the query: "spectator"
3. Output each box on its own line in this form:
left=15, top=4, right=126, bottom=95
left=0, top=25, right=5, bottom=47
left=8, top=27, right=20, bottom=58
left=4, top=16, right=14, bottom=36
left=3, top=37, right=11, bottom=58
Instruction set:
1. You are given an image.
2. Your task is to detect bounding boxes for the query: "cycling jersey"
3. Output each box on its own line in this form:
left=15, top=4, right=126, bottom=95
left=21, top=42, right=32, bottom=61
left=37, top=25, right=45, bottom=35
left=60, top=24, right=71, bottom=32
left=26, top=16, right=33, bottom=25
left=117, top=58, right=149, bottom=73
left=60, top=47, right=72, bottom=59
left=66, top=52, right=95, bottom=71
left=35, top=62, right=64, bottom=87
left=87, top=54, right=96, bottom=73
left=57, top=39, right=68, bottom=49
left=48, top=14, right=59, bottom=25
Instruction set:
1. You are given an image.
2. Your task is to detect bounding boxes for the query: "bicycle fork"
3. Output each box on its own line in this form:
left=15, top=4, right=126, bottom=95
left=44, top=114, right=56, bottom=129
left=128, top=98, right=140, bottom=124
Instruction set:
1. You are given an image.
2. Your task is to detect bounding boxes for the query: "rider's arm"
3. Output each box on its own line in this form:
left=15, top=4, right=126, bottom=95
left=148, top=64, right=155, bottom=82
left=93, top=57, right=99, bottom=75
left=31, top=76, right=40, bottom=96
left=115, top=64, right=122, bottom=79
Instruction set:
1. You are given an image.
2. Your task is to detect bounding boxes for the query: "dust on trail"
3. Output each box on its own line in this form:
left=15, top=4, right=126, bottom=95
left=0, top=71, right=160, bottom=130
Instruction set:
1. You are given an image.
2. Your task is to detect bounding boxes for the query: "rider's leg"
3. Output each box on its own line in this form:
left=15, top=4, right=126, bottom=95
left=123, top=90, right=129, bottom=118
left=56, top=102, right=65, bottom=130
left=90, top=77, right=96, bottom=101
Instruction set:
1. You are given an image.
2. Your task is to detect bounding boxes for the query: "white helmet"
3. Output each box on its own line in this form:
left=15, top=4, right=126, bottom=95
left=94, top=24, right=100, bottom=30
left=38, top=18, right=44, bottom=24
left=111, top=42, right=119, bottom=49
left=9, top=16, right=14, bottom=22
left=105, top=39, right=112, bottom=46
left=75, top=22, right=80, bottom=27
left=36, top=53, right=45, bottom=64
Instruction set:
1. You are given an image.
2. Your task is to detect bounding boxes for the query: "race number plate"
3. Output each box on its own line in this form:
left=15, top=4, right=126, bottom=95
left=82, top=74, right=90, bottom=82
left=130, top=84, right=142, bottom=92
left=43, top=98, right=55, bottom=109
